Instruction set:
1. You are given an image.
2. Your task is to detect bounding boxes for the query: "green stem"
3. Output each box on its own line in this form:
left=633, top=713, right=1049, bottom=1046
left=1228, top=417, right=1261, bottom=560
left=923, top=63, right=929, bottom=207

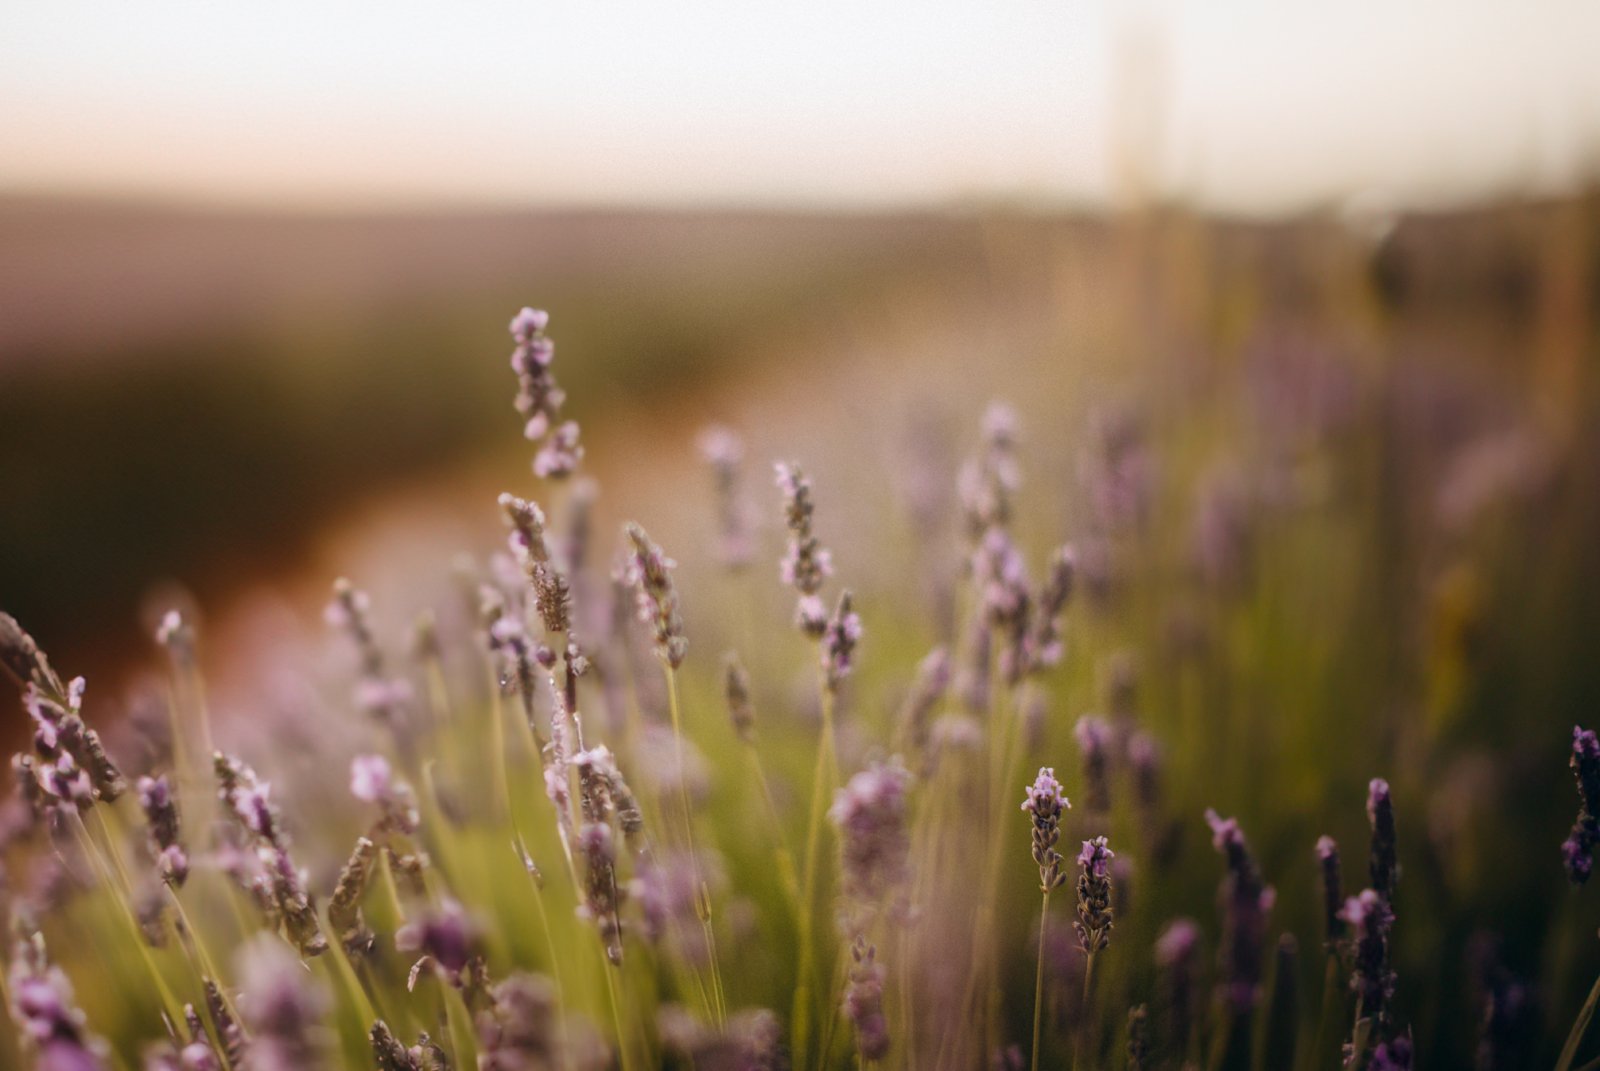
left=665, top=666, right=727, bottom=1027
left=795, top=678, right=839, bottom=1070
left=1558, top=970, right=1600, bottom=1071
left=1032, top=891, right=1051, bottom=1071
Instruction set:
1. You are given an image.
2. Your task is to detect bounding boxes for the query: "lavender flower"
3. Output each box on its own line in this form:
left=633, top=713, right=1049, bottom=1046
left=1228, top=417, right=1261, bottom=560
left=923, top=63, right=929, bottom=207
left=1368, top=1034, right=1413, bottom=1071
left=1204, top=810, right=1275, bottom=1013
left=236, top=936, right=330, bottom=1070
left=574, top=745, right=633, bottom=964
left=775, top=462, right=833, bottom=635
left=1367, top=778, right=1399, bottom=900
left=1127, top=731, right=1161, bottom=810
left=154, top=609, right=197, bottom=668
left=328, top=836, right=377, bottom=957
left=396, top=899, right=478, bottom=984
left=1026, top=545, right=1076, bottom=673
left=957, top=401, right=1021, bottom=540
left=843, top=937, right=889, bottom=1062
left=1074, top=716, right=1112, bottom=813
left=499, top=493, right=572, bottom=635
left=25, top=677, right=125, bottom=803
left=1342, top=889, right=1396, bottom=1030
left=349, top=754, right=419, bottom=836
left=1314, top=836, right=1345, bottom=951
left=1564, top=726, right=1600, bottom=884
left=1022, top=767, right=1071, bottom=892
left=1155, top=919, right=1201, bottom=1055
left=7, top=932, right=108, bottom=1071
left=723, top=652, right=756, bottom=743
left=477, top=973, right=560, bottom=1071
left=1074, top=836, right=1115, bottom=954
left=509, top=307, right=583, bottom=479
left=369, top=1021, right=420, bottom=1071
left=622, top=522, right=688, bottom=669
left=214, top=752, right=326, bottom=956
left=820, top=590, right=862, bottom=693
left=830, top=758, right=912, bottom=916
left=137, top=775, right=188, bottom=887
left=325, top=579, right=412, bottom=723
left=897, top=645, right=951, bottom=765
left=698, top=424, right=756, bottom=570
left=0, top=611, right=64, bottom=695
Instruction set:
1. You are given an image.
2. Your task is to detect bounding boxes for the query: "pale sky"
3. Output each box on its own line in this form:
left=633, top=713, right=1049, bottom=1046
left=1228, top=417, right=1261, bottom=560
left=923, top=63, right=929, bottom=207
left=2, top=1, right=1598, bottom=215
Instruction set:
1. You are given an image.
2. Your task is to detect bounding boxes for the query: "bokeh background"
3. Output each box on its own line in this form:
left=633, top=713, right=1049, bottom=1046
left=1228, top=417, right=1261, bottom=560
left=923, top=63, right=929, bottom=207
left=5, top=3, right=1600, bottom=1065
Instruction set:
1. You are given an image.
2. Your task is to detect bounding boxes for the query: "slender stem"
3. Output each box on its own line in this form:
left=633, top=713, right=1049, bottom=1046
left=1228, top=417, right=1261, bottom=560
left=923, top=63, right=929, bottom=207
left=70, top=810, right=187, bottom=1030
left=518, top=850, right=575, bottom=1071
left=665, top=665, right=727, bottom=1027
left=1031, top=890, right=1051, bottom=1071
left=795, top=677, right=839, bottom=1070
left=1074, top=951, right=1096, bottom=1071
left=441, top=980, right=479, bottom=1070
left=1558, top=970, right=1600, bottom=1071
left=601, top=953, right=636, bottom=1071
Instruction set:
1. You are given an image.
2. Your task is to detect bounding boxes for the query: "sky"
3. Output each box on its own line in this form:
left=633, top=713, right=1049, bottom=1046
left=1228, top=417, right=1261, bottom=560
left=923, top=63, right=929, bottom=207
left=2, top=1, right=1598, bottom=215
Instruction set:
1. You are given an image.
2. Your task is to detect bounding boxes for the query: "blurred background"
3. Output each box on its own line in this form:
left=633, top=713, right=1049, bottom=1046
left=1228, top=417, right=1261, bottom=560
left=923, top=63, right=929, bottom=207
left=4, top=5, right=1600, bottom=1061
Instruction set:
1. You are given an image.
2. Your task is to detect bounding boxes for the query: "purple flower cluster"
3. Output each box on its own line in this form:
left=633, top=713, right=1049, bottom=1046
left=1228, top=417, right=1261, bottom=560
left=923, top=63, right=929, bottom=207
left=1563, top=726, right=1600, bottom=884
left=830, top=758, right=912, bottom=915
left=137, top=774, right=188, bottom=887
left=499, top=493, right=572, bottom=636
left=1204, top=810, right=1275, bottom=1013
left=843, top=937, right=889, bottom=1062
left=622, top=523, right=689, bottom=670
left=819, top=591, right=862, bottom=693
left=236, top=935, right=330, bottom=1071
left=1075, top=836, right=1116, bottom=955
left=1022, top=767, right=1071, bottom=892
left=214, top=752, right=327, bottom=957
left=1341, top=889, right=1397, bottom=1020
left=1074, top=716, right=1112, bottom=813
left=1367, top=778, right=1399, bottom=899
left=7, top=933, right=107, bottom=1071
left=1316, top=835, right=1345, bottom=949
left=957, top=401, right=1021, bottom=540
left=698, top=424, right=756, bottom=570
left=325, top=579, right=413, bottom=724
left=775, top=462, right=833, bottom=635
left=508, top=308, right=583, bottom=479
left=1155, top=919, right=1201, bottom=1053
left=24, top=676, right=125, bottom=808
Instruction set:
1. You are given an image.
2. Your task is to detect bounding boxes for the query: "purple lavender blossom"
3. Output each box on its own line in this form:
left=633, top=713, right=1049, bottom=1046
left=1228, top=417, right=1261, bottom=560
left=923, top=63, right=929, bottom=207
left=820, top=590, right=862, bottom=693
left=843, top=937, right=890, bottom=1062
left=697, top=424, right=756, bottom=570
left=1564, top=726, right=1600, bottom=884
left=897, top=645, right=951, bottom=765
left=723, top=652, right=756, bottom=743
left=775, top=462, right=833, bottom=635
left=0, top=611, right=64, bottom=695
left=1367, top=778, right=1398, bottom=900
left=1316, top=835, right=1345, bottom=949
left=1155, top=919, right=1201, bottom=1054
left=957, top=401, right=1021, bottom=540
left=509, top=308, right=583, bottom=479
left=830, top=758, right=911, bottom=915
left=622, top=522, right=688, bottom=670
left=1074, top=715, right=1112, bottom=813
left=396, top=899, right=477, bottom=982
left=1368, top=1034, right=1413, bottom=1071
left=1204, top=809, right=1275, bottom=1013
left=326, top=579, right=411, bottom=724
left=1022, top=767, right=1071, bottom=892
left=137, top=775, right=188, bottom=887
left=476, top=973, right=561, bottom=1071
left=236, top=935, right=330, bottom=1070
left=498, top=493, right=572, bottom=636
left=1342, top=889, right=1396, bottom=1031
left=1075, top=836, right=1115, bottom=954
left=7, top=933, right=108, bottom=1071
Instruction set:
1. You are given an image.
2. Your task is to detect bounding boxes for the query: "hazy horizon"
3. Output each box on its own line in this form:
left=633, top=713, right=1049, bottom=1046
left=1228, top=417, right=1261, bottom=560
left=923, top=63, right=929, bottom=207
left=5, top=2, right=1600, bottom=219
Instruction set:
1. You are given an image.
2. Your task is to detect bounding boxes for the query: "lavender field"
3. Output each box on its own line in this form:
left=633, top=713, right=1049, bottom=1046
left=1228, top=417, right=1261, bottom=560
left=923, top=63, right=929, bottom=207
left=1, top=188, right=1599, bottom=1071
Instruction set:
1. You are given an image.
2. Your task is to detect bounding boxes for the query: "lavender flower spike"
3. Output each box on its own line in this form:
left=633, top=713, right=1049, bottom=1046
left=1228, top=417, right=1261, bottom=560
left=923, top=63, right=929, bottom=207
left=7, top=932, right=109, bottom=1071
left=622, top=522, right=688, bottom=669
left=843, top=937, right=890, bottom=1062
left=830, top=758, right=912, bottom=915
left=1075, top=836, right=1115, bottom=954
left=236, top=935, right=330, bottom=1070
left=775, top=462, right=833, bottom=635
left=1564, top=726, right=1600, bottom=884
left=1022, top=767, right=1071, bottom=892
left=698, top=424, right=756, bottom=570
left=820, top=590, right=862, bottom=693
left=1367, top=778, right=1399, bottom=900
left=508, top=307, right=583, bottom=479
left=137, top=774, right=189, bottom=887
left=1316, top=835, right=1345, bottom=949
left=1204, top=809, right=1275, bottom=1013
left=1074, top=715, right=1112, bottom=813
left=1342, top=889, right=1397, bottom=1032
